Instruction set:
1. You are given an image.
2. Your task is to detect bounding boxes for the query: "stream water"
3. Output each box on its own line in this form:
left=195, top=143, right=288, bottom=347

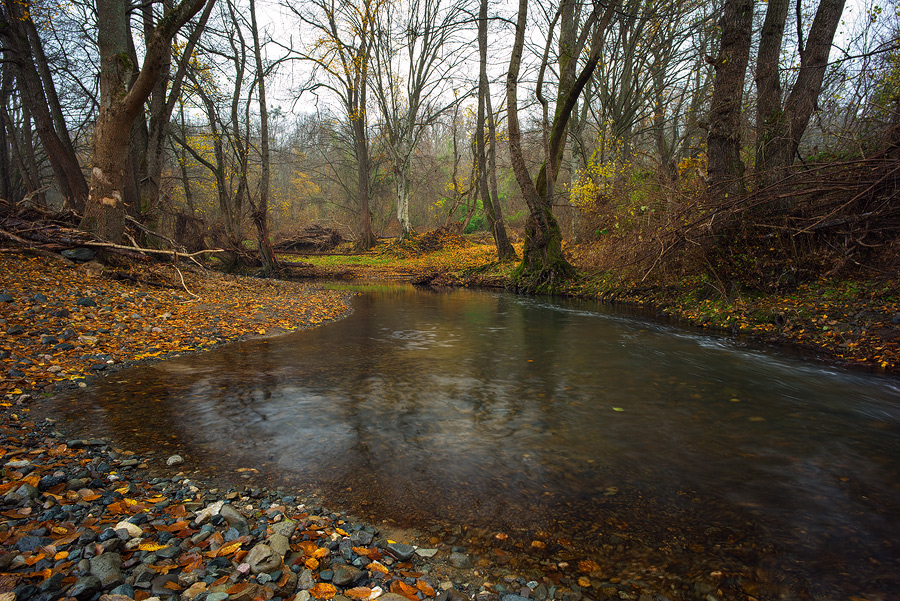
left=47, top=284, right=900, bottom=599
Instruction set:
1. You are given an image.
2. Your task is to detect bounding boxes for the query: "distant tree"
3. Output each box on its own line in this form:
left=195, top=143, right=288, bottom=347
left=286, top=0, right=384, bottom=249
left=0, top=0, right=89, bottom=210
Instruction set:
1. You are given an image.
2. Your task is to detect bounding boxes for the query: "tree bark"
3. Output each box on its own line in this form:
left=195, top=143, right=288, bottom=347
left=754, top=0, right=789, bottom=179
left=706, top=0, right=754, bottom=199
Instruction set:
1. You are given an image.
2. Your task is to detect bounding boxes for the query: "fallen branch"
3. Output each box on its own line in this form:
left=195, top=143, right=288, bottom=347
left=79, top=241, right=225, bottom=258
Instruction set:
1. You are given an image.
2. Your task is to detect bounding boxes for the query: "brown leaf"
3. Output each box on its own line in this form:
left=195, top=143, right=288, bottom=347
left=416, top=580, right=436, bottom=597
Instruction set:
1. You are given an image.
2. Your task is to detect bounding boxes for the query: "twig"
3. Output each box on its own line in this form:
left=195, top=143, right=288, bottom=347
left=172, top=264, right=199, bottom=299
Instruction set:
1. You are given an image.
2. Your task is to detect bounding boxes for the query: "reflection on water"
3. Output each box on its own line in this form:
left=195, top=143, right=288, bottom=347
left=49, top=285, right=900, bottom=597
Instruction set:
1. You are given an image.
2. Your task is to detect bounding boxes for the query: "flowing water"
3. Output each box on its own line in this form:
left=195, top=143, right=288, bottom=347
left=47, top=284, right=900, bottom=599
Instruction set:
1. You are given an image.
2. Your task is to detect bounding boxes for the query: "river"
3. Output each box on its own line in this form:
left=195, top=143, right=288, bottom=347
left=46, top=284, right=900, bottom=599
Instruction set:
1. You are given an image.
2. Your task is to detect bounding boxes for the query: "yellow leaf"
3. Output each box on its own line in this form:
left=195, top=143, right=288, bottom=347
left=139, top=542, right=170, bottom=552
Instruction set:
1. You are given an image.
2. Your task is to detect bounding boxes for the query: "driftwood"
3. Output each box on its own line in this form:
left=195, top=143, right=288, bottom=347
left=274, top=225, right=344, bottom=253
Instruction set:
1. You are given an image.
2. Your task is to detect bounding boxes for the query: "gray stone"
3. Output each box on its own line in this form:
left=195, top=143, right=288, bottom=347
left=385, top=542, right=415, bottom=562
left=350, top=530, right=374, bottom=547
left=268, top=532, right=291, bottom=557
left=6, top=325, right=24, bottom=335
left=502, top=595, right=532, bottom=601
left=68, top=575, right=102, bottom=600
left=273, top=570, right=299, bottom=597
left=246, top=543, right=281, bottom=574
left=154, top=544, right=181, bottom=559
left=415, top=548, right=438, bottom=558
left=332, top=564, right=363, bottom=587
left=76, top=297, right=97, bottom=307
left=220, top=503, right=250, bottom=536
left=297, top=569, right=315, bottom=590
left=62, top=248, right=95, bottom=262
left=15, top=536, right=50, bottom=553
left=90, top=551, right=123, bottom=587
left=165, top=454, right=184, bottom=466
left=0, top=293, right=12, bottom=302
left=207, top=594, right=230, bottom=601
left=449, top=552, right=472, bottom=569
left=295, top=591, right=312, bottom=601
left=382, top=594, right=417, bottom=601
left=271, top=518, right=298, bottom=539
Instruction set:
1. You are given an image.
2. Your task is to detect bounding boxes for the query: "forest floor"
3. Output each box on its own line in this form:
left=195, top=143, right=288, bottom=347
left=284, top=231, right=900, bottom=374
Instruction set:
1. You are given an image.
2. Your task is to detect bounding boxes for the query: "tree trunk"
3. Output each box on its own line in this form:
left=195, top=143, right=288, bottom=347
left=395, top=164, right=412, bottom=239
left=477, top=0, right=516, bottom=261
left=249, top=0, right=278, bottom=273
left=760, top=0, right=846, bottom=180
left=754, top=0, right=789, bottom=181
left=81, top=0, right=207, bottom=242
left=507, top=0, right=614, bottom=289
left=706, top=0, right=753, bottom=200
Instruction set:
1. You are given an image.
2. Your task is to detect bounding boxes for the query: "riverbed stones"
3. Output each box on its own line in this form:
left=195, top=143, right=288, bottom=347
left=267, top=532, right=291, bottom=557
left=114, top=520, right=142, bottom=538
left=332, top=564, right=364, bottom=586
left=165, top=454, right=184, bottom=466
left=68, top=575, right=102, bottom=600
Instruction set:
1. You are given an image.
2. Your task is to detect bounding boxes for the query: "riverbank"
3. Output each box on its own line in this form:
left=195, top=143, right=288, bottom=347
left=285, top=234, right=900, bottom=373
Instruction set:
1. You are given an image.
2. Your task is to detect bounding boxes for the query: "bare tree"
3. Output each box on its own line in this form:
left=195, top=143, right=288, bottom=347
left=506, top=0, right=615, bottom=287
left=476, top=0, right=516, bottom=260
left=0, top=0, right=89, bottom=209
left=286, top=0, right=384, bottom=249
left=755, top=0, right=848, bottom=183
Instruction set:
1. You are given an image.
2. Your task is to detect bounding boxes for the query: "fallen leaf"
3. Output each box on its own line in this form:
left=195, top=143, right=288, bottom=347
left=311, top=583, right=338, bottom=599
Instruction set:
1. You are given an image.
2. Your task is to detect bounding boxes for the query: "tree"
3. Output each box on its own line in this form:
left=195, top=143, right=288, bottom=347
left=80, top=0, right=209, bottom=242
left=248, top=0, right=278, bottom=272
left=506, top=0, right=615, bottom=288
left=706, top=0, right=753, bottom=198
left=0, top=0, right=89, bottom=210
left=476, top=0, right=516, bottom=260
left=287, top=0, right=384, bottom=249
left=755, top=0, right=848, bottom=183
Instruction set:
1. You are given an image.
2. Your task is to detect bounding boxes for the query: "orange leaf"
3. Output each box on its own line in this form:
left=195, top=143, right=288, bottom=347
left=305, top=558, right=319, bottom=570
left=164, top=580, right=182, bottom=591
left=312, top=547, right=330, bottom=559
left=368, top=562, right=389, bottom=574
left=310, top=583, right=337, bottom=599
left=53, top=551, right=69, bottom=561
left=390, top=581, right=419, bottom=601
left=345, top=587, right=373, bottom=599
left=81, top=494, right=102, bottom=502
left=416, top=580, right=435, bottom=597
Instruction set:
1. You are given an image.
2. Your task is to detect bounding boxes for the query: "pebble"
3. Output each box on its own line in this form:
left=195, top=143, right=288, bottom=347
left=165, top=454, right=184, bottom=466
left=449, top=552, right=473, bottom=569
